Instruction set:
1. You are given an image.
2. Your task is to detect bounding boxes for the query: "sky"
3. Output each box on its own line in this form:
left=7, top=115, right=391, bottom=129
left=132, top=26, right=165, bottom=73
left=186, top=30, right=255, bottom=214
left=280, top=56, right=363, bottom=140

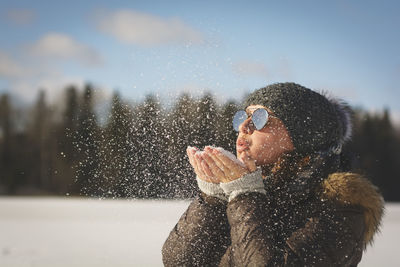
left=0, top=0, right=399, bottom=121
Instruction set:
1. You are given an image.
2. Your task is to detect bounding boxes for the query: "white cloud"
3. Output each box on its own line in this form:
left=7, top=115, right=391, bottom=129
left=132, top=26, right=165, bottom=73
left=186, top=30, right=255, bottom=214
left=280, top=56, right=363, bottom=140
left=28, top=33, right=103, bottom=66
left=232, top=60, right=270, bottom=78
left=0, top=31, right=105, bottom=103
left=9, top=70, right=86, bottom=102
left=95, top=9, right=204, bottom=46
left=0, top=50, right=86, bottom=102
left=0, top=51, right=28, bottom=78
left=6, top=8, right=36, bottom=25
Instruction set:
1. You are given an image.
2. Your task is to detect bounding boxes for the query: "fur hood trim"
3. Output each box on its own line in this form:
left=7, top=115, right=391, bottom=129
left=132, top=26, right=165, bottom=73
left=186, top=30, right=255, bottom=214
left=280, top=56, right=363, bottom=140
left=321, top=172, right=384, bottom=247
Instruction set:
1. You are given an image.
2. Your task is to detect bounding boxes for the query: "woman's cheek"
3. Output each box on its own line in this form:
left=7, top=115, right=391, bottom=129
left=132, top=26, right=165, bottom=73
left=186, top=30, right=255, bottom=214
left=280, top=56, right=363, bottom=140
left=251, top=147, right=268, bottom=165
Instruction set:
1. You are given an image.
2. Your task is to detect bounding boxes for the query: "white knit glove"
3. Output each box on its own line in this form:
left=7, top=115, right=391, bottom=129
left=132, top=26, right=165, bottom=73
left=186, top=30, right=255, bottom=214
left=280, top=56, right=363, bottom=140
left=196, top=177, right=228, bottom=201
left=220, top=168, right=266, bottom=201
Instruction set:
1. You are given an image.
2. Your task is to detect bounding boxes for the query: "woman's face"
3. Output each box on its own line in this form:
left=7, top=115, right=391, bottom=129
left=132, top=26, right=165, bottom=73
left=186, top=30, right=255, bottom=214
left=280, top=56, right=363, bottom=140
left=236, top=105, right=294, bottom=166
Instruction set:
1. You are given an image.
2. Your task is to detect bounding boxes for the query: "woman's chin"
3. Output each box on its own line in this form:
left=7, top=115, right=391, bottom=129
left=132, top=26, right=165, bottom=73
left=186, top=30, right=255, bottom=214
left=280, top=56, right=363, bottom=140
left=236, top=149, right=246, bottom=158
left=254, top=158, right=263, bottom=166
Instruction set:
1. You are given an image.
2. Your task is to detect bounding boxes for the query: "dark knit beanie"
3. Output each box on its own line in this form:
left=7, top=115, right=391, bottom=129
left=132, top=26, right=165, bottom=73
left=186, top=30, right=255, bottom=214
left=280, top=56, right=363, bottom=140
left=244, top=83, right=352, bottom=154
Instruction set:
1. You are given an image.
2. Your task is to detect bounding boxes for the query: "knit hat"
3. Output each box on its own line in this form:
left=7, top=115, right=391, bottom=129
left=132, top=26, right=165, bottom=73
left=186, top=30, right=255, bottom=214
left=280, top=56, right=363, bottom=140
left=244, top=83, right=352, bottom=154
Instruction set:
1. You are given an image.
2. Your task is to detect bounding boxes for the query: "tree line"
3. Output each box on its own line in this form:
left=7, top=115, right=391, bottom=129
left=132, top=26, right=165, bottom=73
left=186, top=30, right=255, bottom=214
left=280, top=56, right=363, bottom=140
left=1, top=84, right=399, bottom=201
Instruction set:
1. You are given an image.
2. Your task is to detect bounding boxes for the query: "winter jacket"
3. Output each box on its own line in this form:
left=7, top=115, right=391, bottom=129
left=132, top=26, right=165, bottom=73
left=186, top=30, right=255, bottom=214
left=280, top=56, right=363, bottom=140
left=162, top=153, right=384, bottom=266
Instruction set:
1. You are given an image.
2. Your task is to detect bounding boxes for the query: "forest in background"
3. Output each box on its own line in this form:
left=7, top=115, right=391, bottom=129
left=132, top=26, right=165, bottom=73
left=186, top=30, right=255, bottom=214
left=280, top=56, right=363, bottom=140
left=1, top=84, right=400, bottom=201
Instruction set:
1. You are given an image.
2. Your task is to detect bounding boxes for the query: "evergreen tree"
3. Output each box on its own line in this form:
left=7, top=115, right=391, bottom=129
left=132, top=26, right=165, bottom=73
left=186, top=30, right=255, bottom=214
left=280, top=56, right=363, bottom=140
left=131, top=94, right=167, bottom=198
left=166, top=93, right=203, bottom=198
left=351, top=109, right=400, bottom=201
left=55, top=85, right=81, bottom=194
left=215, top=100, right=239, bottom=154
left=99, top=91, right=136, bottom=197
left=0, top=94, right=14, bottom=193
left=74, top=84, right=100, bottom=196
left=27, top=90, right=52, bottom=190
left=60, top=86, right=80, bottom=158
left=192, top=92, right=218, bottom=148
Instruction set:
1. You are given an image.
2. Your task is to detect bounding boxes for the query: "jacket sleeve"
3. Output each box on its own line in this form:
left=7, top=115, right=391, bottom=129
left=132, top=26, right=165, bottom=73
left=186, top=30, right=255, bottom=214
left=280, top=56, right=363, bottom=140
left=162, top=193, right=231, bottom=267
left=224, top=192, right=282, bottom=266
left=225, top=192, right=365, bottom=266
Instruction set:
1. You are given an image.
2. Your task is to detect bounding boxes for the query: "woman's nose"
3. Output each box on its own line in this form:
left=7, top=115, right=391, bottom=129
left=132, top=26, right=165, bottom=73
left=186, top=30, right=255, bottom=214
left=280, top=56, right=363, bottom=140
left=238, top=118, right=252, bottom=134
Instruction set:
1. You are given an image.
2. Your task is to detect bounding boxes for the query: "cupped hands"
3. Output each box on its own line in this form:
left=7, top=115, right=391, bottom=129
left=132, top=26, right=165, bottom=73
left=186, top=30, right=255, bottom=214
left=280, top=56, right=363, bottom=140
left=186, top=146, right=257, bottom=183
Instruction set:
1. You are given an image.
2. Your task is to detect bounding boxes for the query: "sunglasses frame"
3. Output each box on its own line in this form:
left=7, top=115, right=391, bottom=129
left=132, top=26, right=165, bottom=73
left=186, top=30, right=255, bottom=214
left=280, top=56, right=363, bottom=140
left=232, top=108, right=270, bottom=132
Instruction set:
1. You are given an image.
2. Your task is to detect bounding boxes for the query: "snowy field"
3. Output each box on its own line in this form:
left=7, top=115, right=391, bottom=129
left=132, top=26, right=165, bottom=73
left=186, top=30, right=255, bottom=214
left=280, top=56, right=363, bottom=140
left=0, top=197, right=399, bottom=267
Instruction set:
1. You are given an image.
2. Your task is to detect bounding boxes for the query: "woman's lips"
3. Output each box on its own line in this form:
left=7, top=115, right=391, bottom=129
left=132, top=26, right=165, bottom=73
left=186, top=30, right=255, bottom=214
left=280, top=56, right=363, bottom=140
left=236, top=138, right=250, bottom=153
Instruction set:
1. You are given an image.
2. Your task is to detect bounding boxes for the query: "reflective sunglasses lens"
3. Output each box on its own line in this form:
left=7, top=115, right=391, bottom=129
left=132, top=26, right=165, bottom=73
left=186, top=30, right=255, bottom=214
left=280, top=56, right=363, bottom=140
left=252, top=108, right=269, bottom=130
left=232, top=110, right=248, bottom=131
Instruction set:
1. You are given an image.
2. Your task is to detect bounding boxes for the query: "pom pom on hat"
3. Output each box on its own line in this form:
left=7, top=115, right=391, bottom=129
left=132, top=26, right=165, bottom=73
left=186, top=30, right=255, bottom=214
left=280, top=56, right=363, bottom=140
left=324, top=94, right=353, bottom=154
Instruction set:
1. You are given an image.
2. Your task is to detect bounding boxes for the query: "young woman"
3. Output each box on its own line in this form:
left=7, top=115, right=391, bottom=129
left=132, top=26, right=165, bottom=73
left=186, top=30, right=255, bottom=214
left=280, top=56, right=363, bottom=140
left=162, top=83, right=384, bottom=266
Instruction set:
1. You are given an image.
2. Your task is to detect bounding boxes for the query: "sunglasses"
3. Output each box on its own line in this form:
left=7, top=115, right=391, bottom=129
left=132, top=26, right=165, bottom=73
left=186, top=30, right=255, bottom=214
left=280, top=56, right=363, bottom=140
left=232, top=108, right=270, bottom=132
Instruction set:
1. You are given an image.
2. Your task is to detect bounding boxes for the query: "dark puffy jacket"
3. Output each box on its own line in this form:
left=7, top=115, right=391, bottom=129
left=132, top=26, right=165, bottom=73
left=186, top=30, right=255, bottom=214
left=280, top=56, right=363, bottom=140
left=162, top=155, right=384, bottom=266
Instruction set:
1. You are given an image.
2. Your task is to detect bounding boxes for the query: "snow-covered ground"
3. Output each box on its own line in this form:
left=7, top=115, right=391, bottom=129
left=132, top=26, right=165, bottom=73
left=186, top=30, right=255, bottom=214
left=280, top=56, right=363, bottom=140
left=0, top=197, right=398, bottom=267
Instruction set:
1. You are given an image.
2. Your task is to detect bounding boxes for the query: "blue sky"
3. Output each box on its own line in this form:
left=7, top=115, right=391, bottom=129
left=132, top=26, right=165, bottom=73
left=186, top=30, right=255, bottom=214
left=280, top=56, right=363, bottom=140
left=0, top=0, right=399, bottom=121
